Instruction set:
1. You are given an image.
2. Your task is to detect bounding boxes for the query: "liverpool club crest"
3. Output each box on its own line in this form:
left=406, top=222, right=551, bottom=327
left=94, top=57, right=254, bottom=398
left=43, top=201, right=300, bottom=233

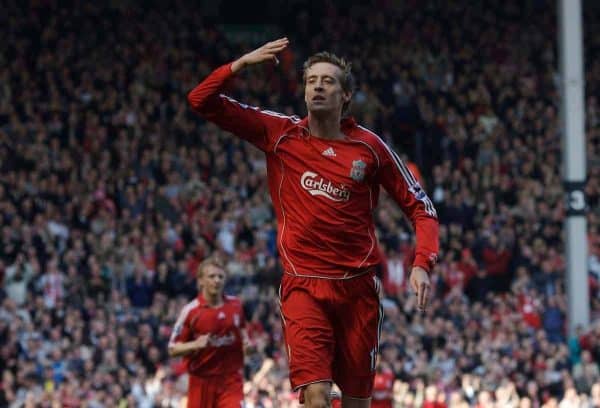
left=350, top=160, right=366, bottom=182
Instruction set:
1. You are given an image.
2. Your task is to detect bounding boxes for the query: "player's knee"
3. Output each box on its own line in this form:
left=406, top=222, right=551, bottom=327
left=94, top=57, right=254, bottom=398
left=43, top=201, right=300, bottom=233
left=304, top=382, right=331, bottom=408
left=305, top=398, right=330, bottom=408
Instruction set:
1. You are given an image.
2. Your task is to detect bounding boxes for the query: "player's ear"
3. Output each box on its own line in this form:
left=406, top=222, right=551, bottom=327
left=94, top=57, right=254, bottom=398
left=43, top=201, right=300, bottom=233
left=343, top=91, right=352, bottom=103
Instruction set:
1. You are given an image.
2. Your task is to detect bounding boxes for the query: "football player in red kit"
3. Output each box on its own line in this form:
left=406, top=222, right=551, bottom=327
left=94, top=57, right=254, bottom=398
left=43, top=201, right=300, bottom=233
left=187, top=38, right=439, bottom=407
left=168, top=257, right=247, bottom=407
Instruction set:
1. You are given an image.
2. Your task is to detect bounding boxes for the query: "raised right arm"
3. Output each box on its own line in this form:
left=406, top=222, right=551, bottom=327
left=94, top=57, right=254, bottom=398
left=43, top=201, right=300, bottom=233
left=187, top=38, right=295, bottom=152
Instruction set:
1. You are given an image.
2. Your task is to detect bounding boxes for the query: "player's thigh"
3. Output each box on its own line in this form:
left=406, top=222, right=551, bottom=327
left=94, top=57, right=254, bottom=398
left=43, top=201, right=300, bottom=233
left=280, top=275, right=335, bottom=390
left=216, top=373, right=244, bottom=408
left=332, top=274, right=382, bottom=398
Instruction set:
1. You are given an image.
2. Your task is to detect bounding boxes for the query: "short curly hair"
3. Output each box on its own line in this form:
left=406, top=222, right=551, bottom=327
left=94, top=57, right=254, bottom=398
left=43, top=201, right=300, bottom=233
left=302, top=51, right=355, bottom=115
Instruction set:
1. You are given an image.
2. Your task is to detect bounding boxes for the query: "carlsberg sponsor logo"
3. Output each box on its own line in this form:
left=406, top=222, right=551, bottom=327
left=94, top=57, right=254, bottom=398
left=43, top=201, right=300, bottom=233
left=300, top=171, right=350, bottom=202
left=208, top=332, right=236, bottom=347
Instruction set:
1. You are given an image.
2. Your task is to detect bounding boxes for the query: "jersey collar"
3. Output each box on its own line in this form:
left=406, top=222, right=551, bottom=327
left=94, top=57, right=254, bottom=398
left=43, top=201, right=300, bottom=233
left=196, top=293, right=226, bottom=308
left=298, top=116, right=357, bottom=136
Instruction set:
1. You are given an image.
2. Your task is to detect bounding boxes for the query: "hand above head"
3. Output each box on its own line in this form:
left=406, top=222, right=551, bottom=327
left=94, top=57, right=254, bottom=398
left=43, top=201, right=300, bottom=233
left=231, top=37, right=289, bottom=74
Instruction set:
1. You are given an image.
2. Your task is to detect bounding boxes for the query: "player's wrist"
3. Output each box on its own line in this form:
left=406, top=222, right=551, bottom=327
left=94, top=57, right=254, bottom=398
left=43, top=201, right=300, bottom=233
left=413, top=253, right=437, bottom=273
left=231, top=58, right=246, bottom=74
left=411, top=263, right=430, bottom=275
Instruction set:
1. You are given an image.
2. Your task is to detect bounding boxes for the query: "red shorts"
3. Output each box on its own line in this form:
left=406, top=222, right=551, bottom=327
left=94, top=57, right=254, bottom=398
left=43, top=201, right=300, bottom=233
left=187, top=372, right=243, bottom=408
left=279, top=271, right=383, bottom=399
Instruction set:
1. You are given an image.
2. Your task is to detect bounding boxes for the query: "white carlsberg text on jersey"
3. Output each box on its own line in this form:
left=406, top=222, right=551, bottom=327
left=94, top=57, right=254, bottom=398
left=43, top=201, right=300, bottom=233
left=208, top=332, right=236, bottom=347
left=300, top=171, right=350, bottom=202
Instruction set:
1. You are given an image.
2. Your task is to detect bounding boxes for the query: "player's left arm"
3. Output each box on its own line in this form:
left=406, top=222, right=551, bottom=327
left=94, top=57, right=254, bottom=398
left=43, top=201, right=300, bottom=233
left=374, top=141, right=439, bottom=310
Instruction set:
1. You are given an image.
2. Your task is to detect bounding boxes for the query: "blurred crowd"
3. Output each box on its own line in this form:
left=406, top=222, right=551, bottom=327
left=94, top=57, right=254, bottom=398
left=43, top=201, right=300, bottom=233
left=1, top=0, right=600, bottom=407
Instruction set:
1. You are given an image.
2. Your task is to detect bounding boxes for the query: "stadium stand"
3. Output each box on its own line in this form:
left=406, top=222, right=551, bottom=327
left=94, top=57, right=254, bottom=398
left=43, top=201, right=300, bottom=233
left=0, top=0, right=599, bottom=406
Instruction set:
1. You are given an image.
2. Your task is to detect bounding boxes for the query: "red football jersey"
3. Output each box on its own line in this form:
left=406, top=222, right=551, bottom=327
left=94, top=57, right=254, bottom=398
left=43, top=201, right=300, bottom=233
left=372, top=370, right=395, bottom=402
left=188, top=64, right=439, bottom=278
left=169, top=294, right=245, bottom=377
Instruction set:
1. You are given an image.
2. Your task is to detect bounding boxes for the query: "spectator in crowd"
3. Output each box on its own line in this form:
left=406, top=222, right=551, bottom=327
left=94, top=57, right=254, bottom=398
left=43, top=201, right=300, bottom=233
left=0, top=0, right=599, bottom=407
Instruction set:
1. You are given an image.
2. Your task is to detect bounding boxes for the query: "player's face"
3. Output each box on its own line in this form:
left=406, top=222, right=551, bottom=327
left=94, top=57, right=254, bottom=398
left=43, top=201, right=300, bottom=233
left=200, top=265, right=226, bottom=297
left=304, top=62, right=351, bottom=116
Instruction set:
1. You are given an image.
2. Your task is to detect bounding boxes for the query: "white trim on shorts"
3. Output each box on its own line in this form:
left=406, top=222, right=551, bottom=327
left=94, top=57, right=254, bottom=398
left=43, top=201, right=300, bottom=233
left=282, top=268, right=373, bottom=280
left=293, top=378, right=333, bottom=392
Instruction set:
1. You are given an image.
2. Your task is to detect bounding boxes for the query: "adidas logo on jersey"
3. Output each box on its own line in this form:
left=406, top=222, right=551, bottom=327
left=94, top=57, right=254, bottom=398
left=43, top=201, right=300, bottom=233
left=322, top=147, right=336, bottom=157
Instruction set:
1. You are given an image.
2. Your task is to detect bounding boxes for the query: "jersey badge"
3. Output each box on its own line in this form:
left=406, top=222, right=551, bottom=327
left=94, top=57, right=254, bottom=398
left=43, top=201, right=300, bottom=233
left=350, top=159, right=366, bottom=182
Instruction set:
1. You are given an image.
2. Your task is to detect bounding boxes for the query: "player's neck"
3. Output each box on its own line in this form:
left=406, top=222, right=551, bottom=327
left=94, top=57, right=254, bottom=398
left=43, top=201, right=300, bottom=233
left=307, top=113, right=345, bottom=140
left=202, top=291, right=223, bottom=307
